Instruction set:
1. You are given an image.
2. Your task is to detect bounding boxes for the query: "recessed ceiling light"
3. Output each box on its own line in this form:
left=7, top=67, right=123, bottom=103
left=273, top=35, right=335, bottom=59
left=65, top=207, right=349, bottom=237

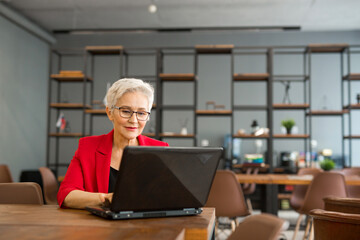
left=148, top=4, right=157, bottom=13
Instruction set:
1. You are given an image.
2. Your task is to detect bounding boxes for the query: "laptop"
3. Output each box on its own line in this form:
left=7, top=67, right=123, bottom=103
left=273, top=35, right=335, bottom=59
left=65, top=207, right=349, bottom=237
left=86, top=146, right=222, bottom=219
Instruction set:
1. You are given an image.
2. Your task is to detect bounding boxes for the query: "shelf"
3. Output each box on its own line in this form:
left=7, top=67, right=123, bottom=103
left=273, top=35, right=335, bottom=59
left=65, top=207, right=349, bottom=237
left=344, top=104, right=360, bottom=109
left=306, top=110, right=348, bottom=116
left=159, top=133, right=195, bottom=138
left=49, top=133, right=83, bottom=137
left=50, top=74, right=93, bottom=82
left=85, top=109, right=106, bottom=115
left=159, top=73, right=195, bottom=81
left=50, top=103, right=92, bottom=109
left=273, top=75, right=309, bottom=82
left=85, top=45, right=123, bottom=55
left=233, top=73, right=269, bottom=81
left=233, top=105, right=267, bottom=110
left=307, top=43, right=348, bottom=53
left=195, top=44, right=234, bottom=54
left=273, top=134, right=310, bottom=139
left=143, top=133, right=155, bottom=137
left=273, top=103, right=310, bottom=109
left=233, top=133, right=269, bottom=139
left=343, top=73, right=360, bottom=80
left=344, top=135, right=360, bottom=139
left=196, top=110, right=232, bottom=115
left=162, top=105, right=195, bottom=110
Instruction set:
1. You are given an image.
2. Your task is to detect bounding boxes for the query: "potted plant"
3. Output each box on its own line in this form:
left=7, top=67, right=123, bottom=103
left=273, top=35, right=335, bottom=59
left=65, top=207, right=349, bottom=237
left=320, top=158, right=335, bottom=171
left=281, top=119, right=295, bottom=134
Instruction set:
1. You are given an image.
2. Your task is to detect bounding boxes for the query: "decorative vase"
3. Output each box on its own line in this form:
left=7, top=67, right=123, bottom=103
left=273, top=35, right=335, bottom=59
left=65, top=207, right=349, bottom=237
left=286, top=127, right=292, bottom=134
left=180, top=127, right=188, bottom=135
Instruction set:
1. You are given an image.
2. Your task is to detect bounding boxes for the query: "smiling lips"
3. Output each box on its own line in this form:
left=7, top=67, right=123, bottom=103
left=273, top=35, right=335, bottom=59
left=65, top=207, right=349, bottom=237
left=125, top=127, right=138, bottom=131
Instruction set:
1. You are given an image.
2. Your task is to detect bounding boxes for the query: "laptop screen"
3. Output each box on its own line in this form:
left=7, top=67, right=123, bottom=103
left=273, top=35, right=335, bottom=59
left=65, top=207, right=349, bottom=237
left=110, top=146, right=222, bottom=212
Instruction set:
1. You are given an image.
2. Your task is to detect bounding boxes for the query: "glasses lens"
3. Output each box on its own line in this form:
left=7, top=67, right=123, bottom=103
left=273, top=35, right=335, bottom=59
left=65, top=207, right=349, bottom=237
left=136, top=111, right=149, bottom=121
left=119, top=109, right=132, bottom=118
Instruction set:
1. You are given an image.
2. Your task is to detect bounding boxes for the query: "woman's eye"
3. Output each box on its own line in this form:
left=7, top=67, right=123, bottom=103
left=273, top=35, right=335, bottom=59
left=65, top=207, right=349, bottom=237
left=138, top=112, right=146, bottom=116
left=122, top=110, right=131, bottom=114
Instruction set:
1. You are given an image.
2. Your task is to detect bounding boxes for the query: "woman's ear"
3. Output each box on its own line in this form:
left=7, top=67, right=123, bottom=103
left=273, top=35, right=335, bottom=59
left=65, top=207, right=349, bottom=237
left=106, top=106, right=114, bottom=121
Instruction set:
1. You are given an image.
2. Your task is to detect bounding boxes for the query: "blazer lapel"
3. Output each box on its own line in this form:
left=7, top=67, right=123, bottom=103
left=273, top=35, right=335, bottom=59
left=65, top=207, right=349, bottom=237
left=95, top=130, right=114, bottom=193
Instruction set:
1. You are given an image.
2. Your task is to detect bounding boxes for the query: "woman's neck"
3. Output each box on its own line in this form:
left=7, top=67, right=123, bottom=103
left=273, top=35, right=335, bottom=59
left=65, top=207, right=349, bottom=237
left=113, top=134, right=138, bottom=150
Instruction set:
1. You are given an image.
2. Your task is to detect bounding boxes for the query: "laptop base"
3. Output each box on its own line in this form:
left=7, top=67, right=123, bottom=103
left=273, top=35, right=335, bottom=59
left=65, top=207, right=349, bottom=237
left=86, top=206, right=203, bottom=220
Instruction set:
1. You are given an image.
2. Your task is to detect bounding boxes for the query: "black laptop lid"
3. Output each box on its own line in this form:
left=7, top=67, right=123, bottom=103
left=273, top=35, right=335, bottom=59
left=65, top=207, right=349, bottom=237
left=110, top=146, right=222, bottom=212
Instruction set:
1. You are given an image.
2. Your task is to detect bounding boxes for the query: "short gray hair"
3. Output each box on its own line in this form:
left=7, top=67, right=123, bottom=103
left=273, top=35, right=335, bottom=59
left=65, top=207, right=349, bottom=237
left=106, top=78, right=154, bottom=111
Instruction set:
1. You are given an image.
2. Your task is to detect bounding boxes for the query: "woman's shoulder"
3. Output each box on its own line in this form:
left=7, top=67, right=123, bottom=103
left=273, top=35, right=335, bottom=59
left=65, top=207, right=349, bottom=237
left=78, top=131, right=113, bottom=148
left=138, top=135, right=169, bottom=146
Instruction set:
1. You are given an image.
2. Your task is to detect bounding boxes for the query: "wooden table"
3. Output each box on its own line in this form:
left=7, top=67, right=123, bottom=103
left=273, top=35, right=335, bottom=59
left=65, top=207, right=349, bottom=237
left=236, top=174, right=360, bottom=185
left=236, top=174, right=360, bottom=215
left=0, top=205, right=215, bottom=240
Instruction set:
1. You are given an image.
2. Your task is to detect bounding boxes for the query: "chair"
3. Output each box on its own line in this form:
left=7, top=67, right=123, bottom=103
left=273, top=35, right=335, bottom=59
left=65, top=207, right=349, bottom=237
left=205, top=170, right=250, bottom=232
left=310, top=209, right=360, bottom=240
left=290, top=168, right=322, bottom=240
left=290, top=168, right=323, bottom=211
left=39, top=167, right=59, bottom=205
left=0, top=164, right=13, bottom=183
left=241, top=167, right=259, bottom=213
left=227, top=213, right=286, bottom=240
left=293, top=172, right=348, bottom=240
left=0, top=182, right=44, bottom=204
left=324, top=196, right=360, bottom=214
left=341, top=167, right=360, bottom=198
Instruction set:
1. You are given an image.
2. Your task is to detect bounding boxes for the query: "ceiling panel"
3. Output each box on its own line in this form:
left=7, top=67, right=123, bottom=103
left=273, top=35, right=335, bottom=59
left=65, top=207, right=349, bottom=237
left=2, top=0, right=360, bottom=32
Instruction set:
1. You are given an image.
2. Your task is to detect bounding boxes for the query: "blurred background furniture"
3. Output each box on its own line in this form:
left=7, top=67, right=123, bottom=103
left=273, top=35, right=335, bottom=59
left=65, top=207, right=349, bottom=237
left=310, top=209, right=360, bottom=240
left=241, top=167, right=259, bottom=213
left=0, top=164, right=13, bottom=183
left=227, top=213, right=286, bottom=240
left=205, top=170, right=250, bottom=235
left=292, top=172, right=347, bottom=240
left=290, top=168, right=322, bottom=239
left=0, top=182, right=44, bottom=205
left=324, top=196, right=360, bottom=214
left=341, top=167, right=360, bottom=198
left=39, top=167, right=59, bottom=205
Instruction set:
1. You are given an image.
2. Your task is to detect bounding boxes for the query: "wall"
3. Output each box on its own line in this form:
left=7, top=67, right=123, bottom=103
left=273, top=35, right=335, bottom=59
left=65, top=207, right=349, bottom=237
left=0, top=15, right=49, bottom=180
left=52, top=30, right=360, bottom=171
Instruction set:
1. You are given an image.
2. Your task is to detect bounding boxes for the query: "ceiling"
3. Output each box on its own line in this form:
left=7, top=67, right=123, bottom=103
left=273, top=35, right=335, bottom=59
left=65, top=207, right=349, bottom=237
left=2, top=0, right=360, bottom=33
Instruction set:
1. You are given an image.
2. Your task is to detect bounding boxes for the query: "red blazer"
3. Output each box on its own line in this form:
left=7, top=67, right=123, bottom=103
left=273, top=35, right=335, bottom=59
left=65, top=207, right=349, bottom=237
left=57, top=130, right=168, bottom=207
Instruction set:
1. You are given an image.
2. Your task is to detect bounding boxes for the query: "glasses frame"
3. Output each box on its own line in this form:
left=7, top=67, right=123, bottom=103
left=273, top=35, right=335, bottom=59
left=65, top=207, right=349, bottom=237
left=112, top=106, right=150, bottom=121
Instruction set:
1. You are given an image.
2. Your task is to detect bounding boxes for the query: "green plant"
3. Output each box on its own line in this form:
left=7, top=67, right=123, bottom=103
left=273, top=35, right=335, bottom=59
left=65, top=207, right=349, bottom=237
left=320, top=158, right=336, bottom=171
left=281, top=119, right=295, bottom=134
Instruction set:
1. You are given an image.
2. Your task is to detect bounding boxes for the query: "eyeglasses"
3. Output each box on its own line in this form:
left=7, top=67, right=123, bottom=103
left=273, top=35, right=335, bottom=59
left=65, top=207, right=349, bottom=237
left=113, top=106, right=150, bottom=121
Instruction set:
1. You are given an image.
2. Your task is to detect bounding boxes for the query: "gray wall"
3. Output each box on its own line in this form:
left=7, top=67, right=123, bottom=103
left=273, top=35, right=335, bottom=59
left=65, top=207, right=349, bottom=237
left=51, top=30, right=360, bottom=172
left=0, top=15, right=49, bottom=180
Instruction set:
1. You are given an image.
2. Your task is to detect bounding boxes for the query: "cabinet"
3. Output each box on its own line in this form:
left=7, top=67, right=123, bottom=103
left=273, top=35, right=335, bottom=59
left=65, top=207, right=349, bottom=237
left=46, top=49, right=92, bottom=176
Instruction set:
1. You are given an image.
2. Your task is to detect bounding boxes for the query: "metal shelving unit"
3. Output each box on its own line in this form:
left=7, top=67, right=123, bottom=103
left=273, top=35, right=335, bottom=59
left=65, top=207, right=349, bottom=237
left=47, top=49, right=92, bottom=176
left=307, top=43, right=349, bottom=167
left=343, top=45, right=360, bottom=166
left=157, top=47, right=197, bottom=145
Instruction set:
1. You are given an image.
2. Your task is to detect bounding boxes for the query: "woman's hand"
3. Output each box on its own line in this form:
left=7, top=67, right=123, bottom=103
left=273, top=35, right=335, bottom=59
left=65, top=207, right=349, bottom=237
left=99, top=193, right=113, bottom=207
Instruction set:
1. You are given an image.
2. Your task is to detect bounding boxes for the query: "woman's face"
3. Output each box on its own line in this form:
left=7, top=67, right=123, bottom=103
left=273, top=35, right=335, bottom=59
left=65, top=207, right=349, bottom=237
left=107, top=91, right=149, bottom=141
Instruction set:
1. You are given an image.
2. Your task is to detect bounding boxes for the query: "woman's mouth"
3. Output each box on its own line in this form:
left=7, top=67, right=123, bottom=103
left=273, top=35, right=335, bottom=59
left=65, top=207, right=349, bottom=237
left=125, top=127, right=137, bottom=131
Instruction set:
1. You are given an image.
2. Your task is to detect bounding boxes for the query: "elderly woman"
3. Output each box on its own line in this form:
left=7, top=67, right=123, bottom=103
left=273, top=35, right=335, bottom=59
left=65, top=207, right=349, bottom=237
left=57, top=78, right=168, bottom=209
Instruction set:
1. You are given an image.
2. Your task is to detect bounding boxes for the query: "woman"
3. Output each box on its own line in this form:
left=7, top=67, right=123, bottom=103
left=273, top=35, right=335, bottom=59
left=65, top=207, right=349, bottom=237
left=57, top=78, right=169, bottom=209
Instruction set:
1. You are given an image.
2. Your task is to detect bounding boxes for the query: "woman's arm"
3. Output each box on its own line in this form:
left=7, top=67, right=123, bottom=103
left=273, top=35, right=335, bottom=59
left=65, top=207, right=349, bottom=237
left=63, top=190, right=113, bottom=209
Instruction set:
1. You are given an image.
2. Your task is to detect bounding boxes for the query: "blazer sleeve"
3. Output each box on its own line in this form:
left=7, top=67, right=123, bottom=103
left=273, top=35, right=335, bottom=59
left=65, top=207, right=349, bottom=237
left=57, top=140, right=86, bottom=207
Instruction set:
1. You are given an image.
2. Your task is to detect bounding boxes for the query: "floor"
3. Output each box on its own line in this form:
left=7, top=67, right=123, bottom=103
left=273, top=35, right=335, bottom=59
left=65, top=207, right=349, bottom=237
left=216, top=210, right=308, bottom=240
